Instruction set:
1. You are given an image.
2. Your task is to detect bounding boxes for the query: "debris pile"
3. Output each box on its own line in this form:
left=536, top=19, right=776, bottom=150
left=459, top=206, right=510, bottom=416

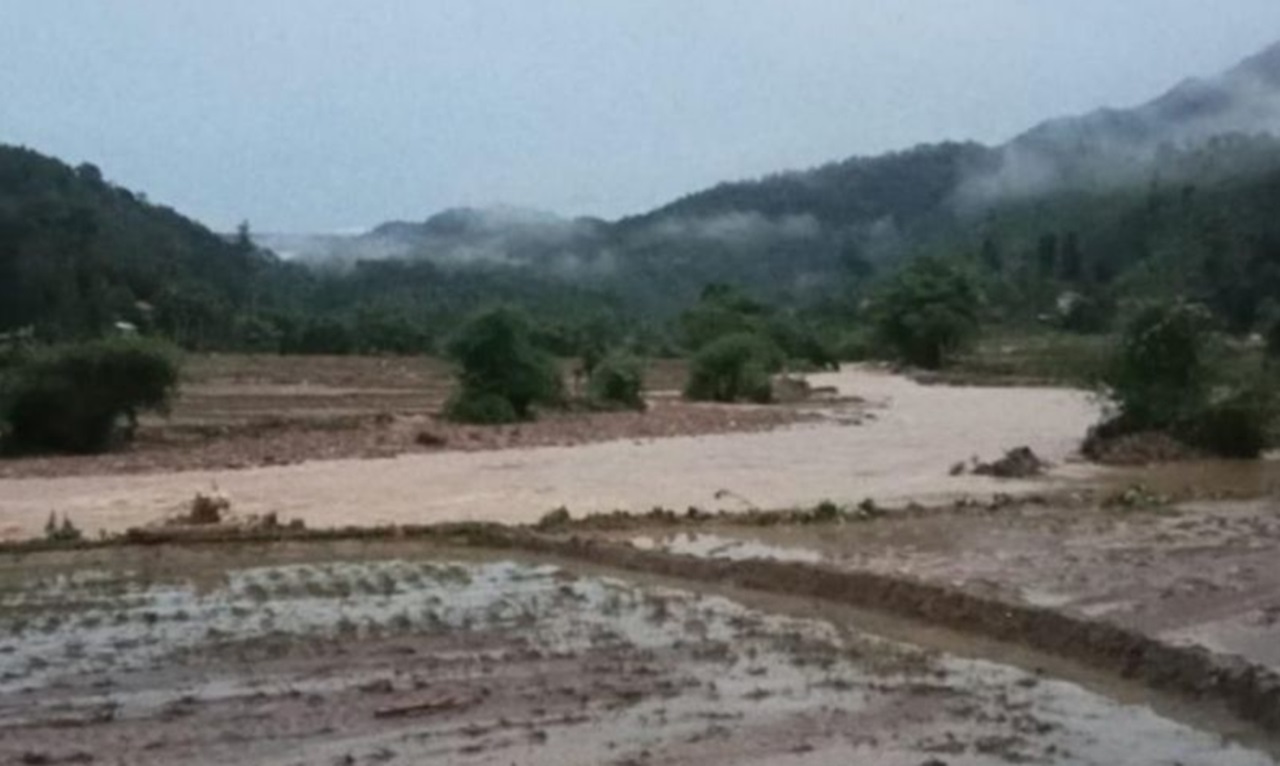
left=953, top=446, right=1049, bottom=479
left=186, top=491, right=231, bottom=525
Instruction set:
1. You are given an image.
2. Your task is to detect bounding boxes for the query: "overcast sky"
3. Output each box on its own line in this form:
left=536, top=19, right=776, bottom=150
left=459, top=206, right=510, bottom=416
left=2, top=1, right=1280, bottom=232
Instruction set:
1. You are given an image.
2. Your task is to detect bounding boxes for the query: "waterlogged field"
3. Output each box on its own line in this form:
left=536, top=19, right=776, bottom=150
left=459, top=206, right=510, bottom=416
left=0, top=542, right=1274, bottom=765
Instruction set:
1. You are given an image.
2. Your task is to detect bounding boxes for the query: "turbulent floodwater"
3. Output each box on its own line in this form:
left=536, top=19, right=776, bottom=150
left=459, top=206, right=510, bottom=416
left=0, top=367, right=1104, bottom=538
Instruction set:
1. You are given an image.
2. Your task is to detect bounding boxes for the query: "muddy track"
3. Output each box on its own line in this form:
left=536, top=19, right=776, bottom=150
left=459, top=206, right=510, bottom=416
left=6, top=522, right=1280, bottom=737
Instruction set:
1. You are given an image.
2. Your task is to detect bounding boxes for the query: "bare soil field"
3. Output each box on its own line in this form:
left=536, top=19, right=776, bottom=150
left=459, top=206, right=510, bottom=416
left=0, top=355, right=810, bottom=480
left=2, top=540, right=1274, bottom=765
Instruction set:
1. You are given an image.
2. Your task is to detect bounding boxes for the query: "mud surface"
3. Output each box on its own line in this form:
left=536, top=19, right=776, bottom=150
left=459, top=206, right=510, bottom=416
left=2, top=542, right=1273, bottom=765
left=0, top=355, right=801, bottom=480
left=618, top=498, right=1280, bottom=673
left=0, top=367, right=1101, bottom=540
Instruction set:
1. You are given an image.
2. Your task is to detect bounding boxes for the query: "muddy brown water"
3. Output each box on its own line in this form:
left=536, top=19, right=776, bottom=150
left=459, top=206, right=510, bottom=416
left=0, top=367, right=1107, bottom=540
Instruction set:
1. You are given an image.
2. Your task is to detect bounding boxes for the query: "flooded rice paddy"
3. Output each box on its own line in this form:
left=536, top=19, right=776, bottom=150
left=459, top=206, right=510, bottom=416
left=1, top=543, right=1274, bottom=765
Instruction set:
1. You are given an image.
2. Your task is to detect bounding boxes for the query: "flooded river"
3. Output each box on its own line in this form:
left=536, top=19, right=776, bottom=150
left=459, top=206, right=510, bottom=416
left=0, top=367, right=1104, bottom=539
left=0, top=367, right=1105, bottom=538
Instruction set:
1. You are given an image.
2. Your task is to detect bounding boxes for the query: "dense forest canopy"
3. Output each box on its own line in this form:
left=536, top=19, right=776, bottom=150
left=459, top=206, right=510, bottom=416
left=5, top=41, right=1280, bottom=353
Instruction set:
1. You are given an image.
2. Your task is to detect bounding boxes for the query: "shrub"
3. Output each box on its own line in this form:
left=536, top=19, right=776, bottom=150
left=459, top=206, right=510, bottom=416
left=766, top=317, right=838, bottom=370
left=1, top=337, right=180, bottom=454
left=587, top=353, right=646, bottom=411
left=1104, top=301, right=1213, bottom=431
left=1095, top=301, right=1275, bottom=459
left=44, top=512, right=83, bottom=543
left=684, top=333, right=783, bottom=404
left=680, top=284, right=769, bottom=351
left=445, top=307, right=563, bottom=423
left=443, top=390, right=519, bottom=425
left=834, top=328, right=874, bottom=362
left=1180, top=386, right=1275, bottom=459
left=873, top=257, right=981, bottom=369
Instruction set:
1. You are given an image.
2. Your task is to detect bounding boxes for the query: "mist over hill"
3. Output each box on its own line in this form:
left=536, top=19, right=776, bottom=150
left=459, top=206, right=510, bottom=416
left=267, top=40, right=1280, bottom=302
left=7, top=39, right=1280, bottom=351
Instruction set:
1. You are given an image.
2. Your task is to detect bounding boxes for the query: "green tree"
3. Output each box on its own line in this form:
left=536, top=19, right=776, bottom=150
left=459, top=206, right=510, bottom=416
left=587, top=352, right=646, bottom=411
left=1104, top=301, right=1213, bottom=430
left=873, top=257, right=980, bottom=369
left=679, top=284, right=769, bottom=351
left=684, top=332, right=783, bottom=403
left=445, top=307, right=563, bottom=423
left=1, top=337, right=180, bottom=454
left=1100, top=301, right=1274, bottom=458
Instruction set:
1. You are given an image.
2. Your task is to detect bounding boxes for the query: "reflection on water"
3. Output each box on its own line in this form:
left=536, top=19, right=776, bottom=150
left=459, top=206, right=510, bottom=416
left=631, top=532, right=824, bottom=563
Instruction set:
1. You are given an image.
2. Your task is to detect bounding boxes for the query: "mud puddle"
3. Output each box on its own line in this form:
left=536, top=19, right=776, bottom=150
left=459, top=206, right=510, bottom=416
left=0, top=541, right=1274, bottom=765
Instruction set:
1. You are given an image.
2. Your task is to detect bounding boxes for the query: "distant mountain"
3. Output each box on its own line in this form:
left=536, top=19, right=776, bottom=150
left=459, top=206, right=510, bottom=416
left=13, top=38, right=1280, bottom=350
left=299, top=40, right=1280, bottom=302
left=960, top=41, right=1280, bottom=203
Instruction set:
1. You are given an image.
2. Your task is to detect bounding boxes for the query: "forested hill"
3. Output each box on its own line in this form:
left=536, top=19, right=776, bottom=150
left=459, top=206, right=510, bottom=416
left=0, top=145, right=622, bottom=352
left=623, top=142, right=996, bottom=231
left=635, top=40, right=1280, bottom=227
left=0, top=145, right=280, bottom=343
left=283, top=39, right=1280, bottom=321
left=6, top=39, right=1280, bottom=353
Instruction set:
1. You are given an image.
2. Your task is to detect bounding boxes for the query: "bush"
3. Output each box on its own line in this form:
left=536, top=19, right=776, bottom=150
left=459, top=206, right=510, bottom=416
left=833, top=328, right=874, bottom=362
left=445, top=307, right=563, bottom=423
left=44, top=512, right=83, bottom=543
left=684, top=333, right=783, bottom=403
left=587, top=353, right=646, bottom=411
left=1181, top=386, right=1275, bottom=459
left=1104, top=301, right=1213, bottom=430
left=679, top=284, right=769, bottom=351
left=766, top=317, right=838, bottom=370
left=873, top=257, right=980, bottom=369
left=1, top=337, right=181, bottom=454
left=1097, top=301, right=1275, bottom=459
left=443, top=390, right=520, bottom=425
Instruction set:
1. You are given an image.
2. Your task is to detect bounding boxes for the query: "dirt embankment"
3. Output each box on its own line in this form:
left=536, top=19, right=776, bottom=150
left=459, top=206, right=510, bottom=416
left=18, top=512, right=1280, bottom=739
left=511, top=532, right=1280, bottom=734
